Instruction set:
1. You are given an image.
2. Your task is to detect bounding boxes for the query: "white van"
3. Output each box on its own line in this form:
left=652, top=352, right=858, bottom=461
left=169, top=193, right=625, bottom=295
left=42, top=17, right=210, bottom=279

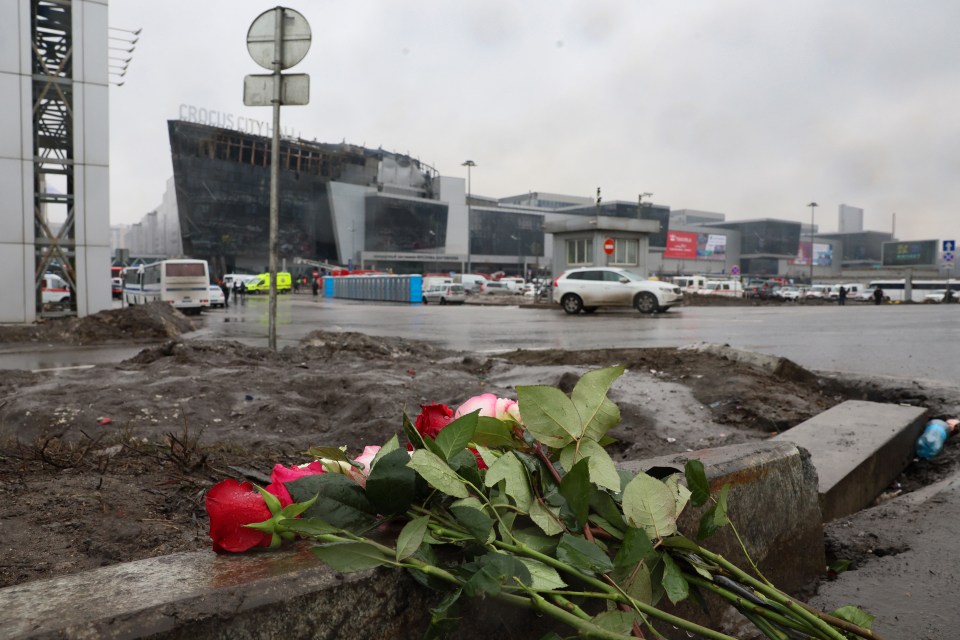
left=698, top=280, right=744, bottom=297
left=826, top=283, right=867, bottom=300
left=673, top=275, right=709, bottom=292
left=498, top=277, right=526, bottom=292
left=455, top=274, right=488, bottom=294
left=42, top=273, right=71, bottom=305
left=423, top=276, right=453, bottom=290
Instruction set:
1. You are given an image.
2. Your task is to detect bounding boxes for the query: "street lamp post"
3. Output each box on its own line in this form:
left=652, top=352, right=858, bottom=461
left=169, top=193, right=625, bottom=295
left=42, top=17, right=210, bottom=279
left=462, top=160, right=476, bottom=273
left=807, top=202, right=818, bottom=285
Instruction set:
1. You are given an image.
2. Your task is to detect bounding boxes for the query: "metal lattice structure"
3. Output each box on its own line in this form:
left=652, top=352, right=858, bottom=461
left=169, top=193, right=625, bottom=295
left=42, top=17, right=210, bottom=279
left=32, top=0, right=76, bottom=315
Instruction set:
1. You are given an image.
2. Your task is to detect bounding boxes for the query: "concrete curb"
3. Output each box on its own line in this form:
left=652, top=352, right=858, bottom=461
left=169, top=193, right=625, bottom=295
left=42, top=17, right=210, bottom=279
left=0, top=441, right=822, bottom=640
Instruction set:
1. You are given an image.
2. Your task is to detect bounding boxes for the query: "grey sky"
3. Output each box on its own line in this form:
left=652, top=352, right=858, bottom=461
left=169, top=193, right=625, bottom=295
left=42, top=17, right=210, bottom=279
left=109, top=0, right=959, bottom=245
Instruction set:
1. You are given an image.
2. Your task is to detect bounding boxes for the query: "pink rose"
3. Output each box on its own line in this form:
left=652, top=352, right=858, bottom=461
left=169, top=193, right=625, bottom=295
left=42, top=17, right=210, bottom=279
left=455, top=393, right=521, bottom=423
left=346, top=445, right=381, bottom=487
left=268, top=461, right=326, bottom=504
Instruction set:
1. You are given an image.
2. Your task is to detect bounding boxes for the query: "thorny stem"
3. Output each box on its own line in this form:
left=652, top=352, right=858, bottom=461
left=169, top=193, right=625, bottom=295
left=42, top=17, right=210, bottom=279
left=495, top=539, right=738, bottom=640
left=695, top=548, right=851, bottom=640
left=531, top=441, right=595, bottom=541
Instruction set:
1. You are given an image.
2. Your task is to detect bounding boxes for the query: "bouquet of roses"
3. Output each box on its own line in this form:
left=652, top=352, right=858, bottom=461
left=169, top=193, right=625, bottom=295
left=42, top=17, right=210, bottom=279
left=205, top=366, right=875, bottom=639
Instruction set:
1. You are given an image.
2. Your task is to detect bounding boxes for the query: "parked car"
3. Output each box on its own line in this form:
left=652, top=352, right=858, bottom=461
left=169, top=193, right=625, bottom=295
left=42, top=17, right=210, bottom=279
left=422, top=283, right=466, bottom=305
left=776, top=286, right=803, bottom=301
left=481, top=281, right=518, bottom=295
left=455, top=274, right=488, bottom=294
left=848, top=288, right=877, bottom=303
left=923, top=289, right=947, bottom=304
left=206, top=284, right=226, bottom=308
left=552, top=267, right=683, bottom=315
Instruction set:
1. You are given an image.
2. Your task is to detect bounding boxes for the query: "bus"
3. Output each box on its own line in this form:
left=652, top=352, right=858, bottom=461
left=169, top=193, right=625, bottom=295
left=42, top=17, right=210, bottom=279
left=867, top=279, right=956, bottom=303
left=123, top=259, right=210, bottom=314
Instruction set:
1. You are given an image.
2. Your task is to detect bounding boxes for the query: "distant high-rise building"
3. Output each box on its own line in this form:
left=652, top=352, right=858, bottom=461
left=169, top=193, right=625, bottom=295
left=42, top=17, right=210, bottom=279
left=839, top=205, right=864, bottom=233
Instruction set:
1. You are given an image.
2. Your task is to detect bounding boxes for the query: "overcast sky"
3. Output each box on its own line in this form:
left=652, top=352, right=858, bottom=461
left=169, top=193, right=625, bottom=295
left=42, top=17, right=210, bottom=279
left=108, top=0, right=959, bottom=246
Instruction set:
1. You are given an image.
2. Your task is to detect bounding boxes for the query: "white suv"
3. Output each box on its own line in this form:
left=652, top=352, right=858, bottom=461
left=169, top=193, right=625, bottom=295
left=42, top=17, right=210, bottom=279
left=552, top=267, right=683, bottom=314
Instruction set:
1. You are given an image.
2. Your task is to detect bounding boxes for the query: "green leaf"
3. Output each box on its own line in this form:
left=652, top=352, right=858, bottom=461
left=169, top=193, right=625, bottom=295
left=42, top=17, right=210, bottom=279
left=396, top=515, right=430, bottom=561
left=556, top=534, right=615, bottom=576
left=831, top=605, right=875, bottom=630
left=484, top=451, right=533, bottom=512
left=622, top=472, right=679, bottom=540
left=408, top=449, right=469, bottom=499
left=512, top=527, right=558, bottom=555
left=559, top=457, right=593, bottom=528
left=664, top=473, right=692, bottom=517
left=277, top=517, right=338, bottom=537
left=462, top=552, right=531, bottom=597
left=614, top=526, right=654, bottom=568
left=591, top=491, right=627, bottom=532
left=661, top=553, right=690, bottom=604
left=517, top=558, right=567, bottom=591
left=451, top=503, right=494, bottom=543
left=611, top=561, right=654, bottom=606
left=371, top=434, right=400, bottom=468
left=572, top=365, right=625, bottom=441
left=559, top=439, right=621, bottom=493
left=435, top=411, right=478, bottom=462
left=365, top=448, right=418, bottom=515
left=696, top=484, right=730, bottom=540
left=591, top=610, right=637, bottom=634
left=516, top=385, right=579, bottom=448
left=473, top=416, right=517, bottom=448
left=310, top=541, right=391, bottom=572
left=288, top=474, right=378, bottom=533
left=529, top=500, right=565, bottom=536
left=684, top=459, right=711, bottom=507
left=305, top=446, right=352, bottom=465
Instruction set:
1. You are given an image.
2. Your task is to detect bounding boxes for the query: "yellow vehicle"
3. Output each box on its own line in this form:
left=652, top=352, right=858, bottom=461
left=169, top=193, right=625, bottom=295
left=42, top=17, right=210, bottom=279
left=245, top=271, right=292, bottom=294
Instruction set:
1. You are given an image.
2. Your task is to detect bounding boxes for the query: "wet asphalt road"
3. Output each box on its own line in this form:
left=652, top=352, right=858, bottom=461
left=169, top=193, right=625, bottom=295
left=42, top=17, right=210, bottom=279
left=2, top=295, right=957, bottom=384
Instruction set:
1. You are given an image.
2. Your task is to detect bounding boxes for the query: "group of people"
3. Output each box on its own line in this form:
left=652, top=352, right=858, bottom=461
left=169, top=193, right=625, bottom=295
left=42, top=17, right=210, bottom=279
left=835, top=285, right=884, bottom=306
left=216, top=278, right=247, bottom=306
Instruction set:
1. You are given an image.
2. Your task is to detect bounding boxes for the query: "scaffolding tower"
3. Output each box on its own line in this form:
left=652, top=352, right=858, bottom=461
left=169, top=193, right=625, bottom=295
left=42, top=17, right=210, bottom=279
left=32, top=0, right=77, bottom=316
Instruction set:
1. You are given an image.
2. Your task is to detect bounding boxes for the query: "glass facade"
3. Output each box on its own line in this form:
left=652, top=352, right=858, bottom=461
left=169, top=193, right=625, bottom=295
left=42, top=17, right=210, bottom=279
left=470, top=209, right=544, bottom=256
left=556, top=202, right=670, bottom=248
left=365, top=196, right=448, bottom=252
left=716, top=220, right=800, bottom=255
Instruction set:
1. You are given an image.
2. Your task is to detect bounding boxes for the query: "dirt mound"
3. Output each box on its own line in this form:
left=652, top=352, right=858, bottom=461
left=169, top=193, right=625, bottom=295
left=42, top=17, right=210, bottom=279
left=0, top=304, right=199, bottom=345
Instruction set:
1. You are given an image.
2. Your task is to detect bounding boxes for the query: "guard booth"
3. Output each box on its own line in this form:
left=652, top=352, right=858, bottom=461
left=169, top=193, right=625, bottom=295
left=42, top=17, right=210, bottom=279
left=545, top=216, right=660, bottom=276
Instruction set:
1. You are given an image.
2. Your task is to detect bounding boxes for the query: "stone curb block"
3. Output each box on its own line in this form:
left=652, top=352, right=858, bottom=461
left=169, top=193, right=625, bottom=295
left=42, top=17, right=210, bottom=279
left=0, top=441, right=822, bottom=640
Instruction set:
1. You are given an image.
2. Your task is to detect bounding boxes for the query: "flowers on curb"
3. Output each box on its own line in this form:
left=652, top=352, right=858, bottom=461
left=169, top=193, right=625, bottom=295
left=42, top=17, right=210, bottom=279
left=203, top=370, right=874, bottom=640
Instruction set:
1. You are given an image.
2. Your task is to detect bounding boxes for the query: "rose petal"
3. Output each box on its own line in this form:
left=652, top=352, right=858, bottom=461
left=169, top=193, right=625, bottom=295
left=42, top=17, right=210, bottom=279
left=206, top=479, right=273, bottom=553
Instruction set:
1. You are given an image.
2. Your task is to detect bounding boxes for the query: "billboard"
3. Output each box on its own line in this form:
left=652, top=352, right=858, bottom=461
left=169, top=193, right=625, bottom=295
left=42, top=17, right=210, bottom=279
left=664, top=231, right=726, bottom=260
left=882, top=240, right=938, bottom=266
left=791, top=242, right=833, bottom=266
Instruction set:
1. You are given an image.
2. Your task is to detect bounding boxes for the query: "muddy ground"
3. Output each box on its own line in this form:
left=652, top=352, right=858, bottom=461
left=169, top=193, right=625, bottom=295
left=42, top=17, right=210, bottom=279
left=0, top=303, right=957, bottom=593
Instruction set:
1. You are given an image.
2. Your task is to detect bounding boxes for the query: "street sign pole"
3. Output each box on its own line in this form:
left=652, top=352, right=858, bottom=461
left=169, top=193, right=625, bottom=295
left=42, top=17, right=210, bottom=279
left=245, top=7, right=311, bottom=350
left=267, top=9, right=283, bottom=351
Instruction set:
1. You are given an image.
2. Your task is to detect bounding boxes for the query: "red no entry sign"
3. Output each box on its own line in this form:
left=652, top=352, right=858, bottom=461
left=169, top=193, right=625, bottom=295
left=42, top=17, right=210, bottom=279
left=603, top=238, right=615, bottom=255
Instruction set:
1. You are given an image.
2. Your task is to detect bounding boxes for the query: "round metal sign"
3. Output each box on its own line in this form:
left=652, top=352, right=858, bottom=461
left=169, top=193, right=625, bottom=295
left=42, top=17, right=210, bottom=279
left=731, top=265, right=741, bottom=276
left=247, top=7, right=312, bottom=71
left=603, top=238, right=615, bottom=255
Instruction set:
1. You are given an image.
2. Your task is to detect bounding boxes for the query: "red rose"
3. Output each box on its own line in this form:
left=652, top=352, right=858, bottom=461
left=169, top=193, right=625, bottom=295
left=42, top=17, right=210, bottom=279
left=415, top=403, right=454, bottom=439
left=413, top=403, right=487, bottom=470
left=205, top=479, right=291, bottom=553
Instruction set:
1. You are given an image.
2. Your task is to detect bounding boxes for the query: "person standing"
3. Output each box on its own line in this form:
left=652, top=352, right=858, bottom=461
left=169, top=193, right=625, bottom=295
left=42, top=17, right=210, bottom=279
left=220, top=278, right=230, bottom=306
left=873, top=286, right=884, bottom=305
left=837, top=286, right=847, bottom=306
